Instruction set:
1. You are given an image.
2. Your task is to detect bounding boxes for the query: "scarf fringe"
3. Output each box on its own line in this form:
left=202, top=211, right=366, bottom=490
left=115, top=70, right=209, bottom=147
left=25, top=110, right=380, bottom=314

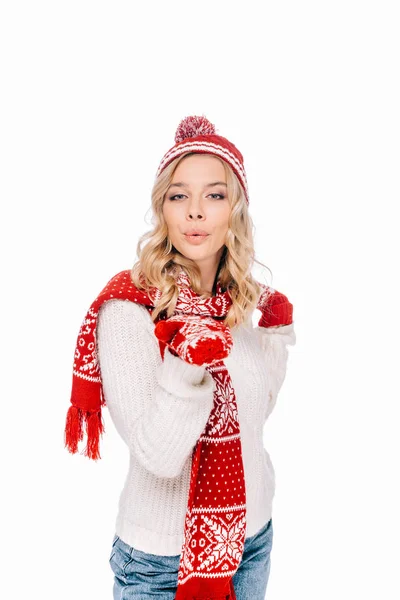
left=64, top=405, right=105, bottom=460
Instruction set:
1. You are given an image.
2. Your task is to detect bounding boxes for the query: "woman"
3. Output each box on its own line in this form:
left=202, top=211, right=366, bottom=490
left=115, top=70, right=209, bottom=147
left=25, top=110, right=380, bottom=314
left=64, top=115, right=296, bottom=599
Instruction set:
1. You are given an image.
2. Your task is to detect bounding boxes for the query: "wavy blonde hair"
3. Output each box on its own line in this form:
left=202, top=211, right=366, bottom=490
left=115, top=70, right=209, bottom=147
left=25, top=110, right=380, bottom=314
left=130, top=152, right=272, bottom=329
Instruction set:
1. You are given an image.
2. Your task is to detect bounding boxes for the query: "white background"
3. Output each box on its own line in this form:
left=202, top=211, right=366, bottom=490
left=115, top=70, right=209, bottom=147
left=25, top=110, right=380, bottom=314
left=1, top=1, right=399, bottom=598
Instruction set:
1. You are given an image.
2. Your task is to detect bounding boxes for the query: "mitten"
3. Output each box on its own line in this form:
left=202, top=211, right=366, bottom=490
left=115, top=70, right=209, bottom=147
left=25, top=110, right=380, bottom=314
left=258, top=287, right=293, bottom=328
left=154, top=314, right=233, bottom=366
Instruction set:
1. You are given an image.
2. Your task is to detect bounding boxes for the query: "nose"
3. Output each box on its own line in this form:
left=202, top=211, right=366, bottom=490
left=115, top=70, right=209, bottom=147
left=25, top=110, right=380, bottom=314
left=187, top=197, right=205, bottom=220
left=188, top=210, right=204, bottom=219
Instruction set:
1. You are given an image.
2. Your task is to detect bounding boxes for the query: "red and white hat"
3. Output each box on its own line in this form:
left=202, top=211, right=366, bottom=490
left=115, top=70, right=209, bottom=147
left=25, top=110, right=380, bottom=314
left=156, top=115, right=249, bottom=204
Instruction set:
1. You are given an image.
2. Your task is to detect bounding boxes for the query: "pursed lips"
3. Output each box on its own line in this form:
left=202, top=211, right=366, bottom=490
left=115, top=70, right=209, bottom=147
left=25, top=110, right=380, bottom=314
left=184, top=233, right=209, bottom=237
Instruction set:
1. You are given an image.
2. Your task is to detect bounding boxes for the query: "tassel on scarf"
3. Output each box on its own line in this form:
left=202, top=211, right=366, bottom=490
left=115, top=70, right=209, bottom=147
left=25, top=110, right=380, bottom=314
left=64, top=404, right=83, bottom=454
left=64, top=405, right=105, bottom=460
left=84, top=409, right=105, bottom=460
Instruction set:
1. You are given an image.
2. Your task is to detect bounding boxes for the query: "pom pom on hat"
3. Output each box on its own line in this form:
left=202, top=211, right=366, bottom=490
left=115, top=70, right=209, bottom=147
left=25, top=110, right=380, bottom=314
left=175, top=115, right=217, bottom=144
left=156, top=114, right=250, bottom=204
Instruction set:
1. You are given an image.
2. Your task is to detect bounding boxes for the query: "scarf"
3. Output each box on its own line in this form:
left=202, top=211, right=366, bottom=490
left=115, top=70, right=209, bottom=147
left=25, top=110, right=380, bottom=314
left=64, top=267, right=291, bottom=600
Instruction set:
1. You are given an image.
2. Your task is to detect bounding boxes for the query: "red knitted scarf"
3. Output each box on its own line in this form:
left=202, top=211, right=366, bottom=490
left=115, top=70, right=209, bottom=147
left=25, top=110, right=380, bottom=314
left=64, top=267, right=292, bottom=600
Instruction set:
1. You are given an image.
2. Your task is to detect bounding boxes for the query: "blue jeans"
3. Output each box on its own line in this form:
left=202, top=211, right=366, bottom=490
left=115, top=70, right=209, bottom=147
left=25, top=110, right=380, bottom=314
left=109, top=518, right=273, bottom=599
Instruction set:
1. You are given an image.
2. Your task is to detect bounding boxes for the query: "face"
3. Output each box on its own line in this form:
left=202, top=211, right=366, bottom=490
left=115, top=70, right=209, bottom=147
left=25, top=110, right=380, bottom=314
left=162, top=154, right=230, bottom=283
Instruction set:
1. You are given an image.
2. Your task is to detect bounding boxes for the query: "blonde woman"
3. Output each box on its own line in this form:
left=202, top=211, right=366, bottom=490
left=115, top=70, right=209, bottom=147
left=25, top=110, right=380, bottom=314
left=65, top=115, right=296, bottom=600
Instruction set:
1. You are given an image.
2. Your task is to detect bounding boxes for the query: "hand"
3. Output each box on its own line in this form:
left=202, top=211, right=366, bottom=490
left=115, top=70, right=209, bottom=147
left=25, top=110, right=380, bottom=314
left=154, top=314, right=233, bottom=366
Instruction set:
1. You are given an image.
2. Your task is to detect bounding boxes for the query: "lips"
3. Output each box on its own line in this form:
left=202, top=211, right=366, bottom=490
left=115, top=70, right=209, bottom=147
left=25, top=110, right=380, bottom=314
left=184, top=228, right=209, bottom=236
left=184, top=232, right=210, bottom=244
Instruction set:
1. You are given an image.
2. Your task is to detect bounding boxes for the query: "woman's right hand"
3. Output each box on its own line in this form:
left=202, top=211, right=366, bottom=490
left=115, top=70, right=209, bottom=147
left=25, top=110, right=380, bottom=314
left=154, top=314, right=233, bottom=366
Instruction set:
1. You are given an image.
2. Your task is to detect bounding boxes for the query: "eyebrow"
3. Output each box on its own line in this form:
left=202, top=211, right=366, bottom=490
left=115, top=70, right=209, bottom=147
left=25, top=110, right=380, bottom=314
left=168, top=181, right=227, bottom=189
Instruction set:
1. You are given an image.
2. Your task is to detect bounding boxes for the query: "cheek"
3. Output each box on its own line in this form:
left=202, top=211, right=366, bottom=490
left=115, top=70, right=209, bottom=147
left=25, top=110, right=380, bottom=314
left=209, top=202, right=230, bottom=221
left=162, top=203, right=174, bottom=228
left=163, top=206, right=181, bottom=239
left=215, top=210, right=230, bottom=233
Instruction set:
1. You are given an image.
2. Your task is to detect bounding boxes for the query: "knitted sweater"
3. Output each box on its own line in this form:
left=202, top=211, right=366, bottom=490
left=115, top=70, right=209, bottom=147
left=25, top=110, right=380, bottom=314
left=97, top=299, right=296, bottom=556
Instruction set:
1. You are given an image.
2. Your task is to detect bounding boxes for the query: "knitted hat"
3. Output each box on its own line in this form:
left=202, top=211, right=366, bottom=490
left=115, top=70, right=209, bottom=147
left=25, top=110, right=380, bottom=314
left=155, top=115, right=250, bottom=204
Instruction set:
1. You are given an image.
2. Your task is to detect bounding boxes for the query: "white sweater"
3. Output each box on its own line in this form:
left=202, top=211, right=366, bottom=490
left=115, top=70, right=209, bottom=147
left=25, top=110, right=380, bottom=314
left=97, top=299, right=296, bottom=556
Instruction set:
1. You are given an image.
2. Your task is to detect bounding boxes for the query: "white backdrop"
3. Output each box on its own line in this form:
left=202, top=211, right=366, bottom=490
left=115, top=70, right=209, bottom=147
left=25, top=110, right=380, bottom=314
left=1, top=1, right=399, bottom=598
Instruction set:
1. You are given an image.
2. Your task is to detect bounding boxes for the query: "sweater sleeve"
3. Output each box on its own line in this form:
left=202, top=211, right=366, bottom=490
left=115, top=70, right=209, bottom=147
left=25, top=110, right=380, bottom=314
left=96, top=299, right=216, bottom=478
left=255, top=322, right=296, bottom=421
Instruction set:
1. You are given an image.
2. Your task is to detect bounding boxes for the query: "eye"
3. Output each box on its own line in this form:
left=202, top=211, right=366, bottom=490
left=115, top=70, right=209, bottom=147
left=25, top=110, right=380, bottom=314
left=168, top=193, right=225, bottom=201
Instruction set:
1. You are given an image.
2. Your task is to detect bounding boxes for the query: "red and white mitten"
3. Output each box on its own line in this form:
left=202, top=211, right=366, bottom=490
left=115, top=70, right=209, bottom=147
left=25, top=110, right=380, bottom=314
left=258, top=287, right=293, bottom=328
left=154, top=314, right=233, bottom=366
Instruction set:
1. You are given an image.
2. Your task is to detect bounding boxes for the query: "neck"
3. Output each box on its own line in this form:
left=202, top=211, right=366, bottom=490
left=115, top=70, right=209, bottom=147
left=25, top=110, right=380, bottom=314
left=200, top=274, right=219, bottom=297
left=173, top=264, right=222, bottom=298
left=194, top=247, right=226, bottom=297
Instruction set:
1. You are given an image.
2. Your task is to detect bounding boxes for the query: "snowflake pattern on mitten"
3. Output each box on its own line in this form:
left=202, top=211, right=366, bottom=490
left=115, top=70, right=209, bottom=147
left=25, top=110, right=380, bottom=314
left=154, top=314, right=233, bottom=366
